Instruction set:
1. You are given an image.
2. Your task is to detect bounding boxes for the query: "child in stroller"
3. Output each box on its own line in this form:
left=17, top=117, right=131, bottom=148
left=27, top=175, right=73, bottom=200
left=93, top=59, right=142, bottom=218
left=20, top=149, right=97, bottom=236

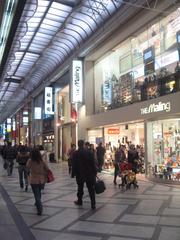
left=118, top=161, right=139, bottom=190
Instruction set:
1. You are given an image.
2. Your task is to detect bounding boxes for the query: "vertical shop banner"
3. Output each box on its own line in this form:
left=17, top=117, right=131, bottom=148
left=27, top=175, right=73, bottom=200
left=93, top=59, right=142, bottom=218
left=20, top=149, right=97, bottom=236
left=45, top=87, right=54, bottom=115
left=71, top=60, right=83, bottom=103
left=102, top=72, right=112, bottom=105
left=7, top=118, right=11, bottom=132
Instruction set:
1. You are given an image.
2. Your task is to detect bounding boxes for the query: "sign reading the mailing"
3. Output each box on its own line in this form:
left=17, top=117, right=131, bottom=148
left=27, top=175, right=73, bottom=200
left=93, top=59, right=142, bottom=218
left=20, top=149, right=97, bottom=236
left=45, top=87, right=54, bottom=115
left=71, top=60, right=83, bottom=103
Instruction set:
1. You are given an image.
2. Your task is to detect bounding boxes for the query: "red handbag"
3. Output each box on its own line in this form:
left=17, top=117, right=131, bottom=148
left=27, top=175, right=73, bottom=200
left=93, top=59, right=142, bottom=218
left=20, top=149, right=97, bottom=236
left=47, top=169, right=55, bottom=183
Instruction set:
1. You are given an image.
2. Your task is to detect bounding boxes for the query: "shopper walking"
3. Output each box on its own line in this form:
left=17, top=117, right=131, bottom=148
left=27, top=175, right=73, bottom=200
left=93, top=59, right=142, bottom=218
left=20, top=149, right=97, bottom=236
left=26, top=148, right=49, bottom=215
left=96, top=142, right=106, bottom=172
left=16, top=145, right=29, bottom=191
left=67, top=143, right=76, bottom=175
left=113, top=145, right=126, bottom=184
left=128, top=144, right=139, bottom=173
left=3, top=141, right=17, bottom=176
left=72, top=139, right=97, bottom=210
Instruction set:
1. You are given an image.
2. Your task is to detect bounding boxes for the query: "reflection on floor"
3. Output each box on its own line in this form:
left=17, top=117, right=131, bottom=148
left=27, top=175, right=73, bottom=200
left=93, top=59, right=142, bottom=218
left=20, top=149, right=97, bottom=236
left=0, top=157, right=180, bottom=240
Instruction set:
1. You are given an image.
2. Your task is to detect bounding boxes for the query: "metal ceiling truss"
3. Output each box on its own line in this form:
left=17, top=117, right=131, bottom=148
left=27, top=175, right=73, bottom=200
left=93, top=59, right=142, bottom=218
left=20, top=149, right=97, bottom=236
left=0, top=0, right=179, bottom=122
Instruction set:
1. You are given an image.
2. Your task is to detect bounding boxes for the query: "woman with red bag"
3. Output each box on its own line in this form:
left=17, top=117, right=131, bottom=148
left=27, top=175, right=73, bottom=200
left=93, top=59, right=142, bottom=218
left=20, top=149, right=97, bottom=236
left=26, top=148, right=49, bottom=215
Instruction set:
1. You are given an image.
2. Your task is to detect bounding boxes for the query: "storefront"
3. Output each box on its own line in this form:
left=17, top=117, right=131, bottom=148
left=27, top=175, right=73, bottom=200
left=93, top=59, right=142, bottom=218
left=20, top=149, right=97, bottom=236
left=147, top=118, right=180, bottom=182
left=87, top=122, right=144, bottom=171
left=78, top=7, right=180, bottom=183
left=91, top=8, right=180, bottom=115
left=55, top=85, right=77, bottom=161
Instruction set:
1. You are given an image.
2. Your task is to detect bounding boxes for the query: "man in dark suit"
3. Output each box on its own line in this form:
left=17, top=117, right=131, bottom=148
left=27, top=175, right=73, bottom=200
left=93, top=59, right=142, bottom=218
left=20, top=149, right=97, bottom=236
left=72, top=139, right=97, bottom=209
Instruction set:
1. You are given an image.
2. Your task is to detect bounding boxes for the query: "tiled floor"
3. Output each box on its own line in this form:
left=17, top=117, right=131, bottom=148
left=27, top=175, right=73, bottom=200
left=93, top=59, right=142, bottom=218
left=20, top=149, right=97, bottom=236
left=0, top=156, right=180, bottom=240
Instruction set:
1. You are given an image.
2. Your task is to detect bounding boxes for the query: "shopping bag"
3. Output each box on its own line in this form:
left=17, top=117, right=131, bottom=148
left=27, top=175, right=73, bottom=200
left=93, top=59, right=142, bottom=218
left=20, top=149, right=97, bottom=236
left=47, top=169, right=55, bottom=183
left=3, top=161, right=8, bottom=170
left=95, top=177, right=106, bottom=194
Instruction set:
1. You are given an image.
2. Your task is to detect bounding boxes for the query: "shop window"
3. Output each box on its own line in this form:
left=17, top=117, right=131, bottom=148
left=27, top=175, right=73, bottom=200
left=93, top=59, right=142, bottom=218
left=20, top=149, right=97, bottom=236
left=147, top=119, right=180, bottom=181
left=93, top=8, right=180, bottom=114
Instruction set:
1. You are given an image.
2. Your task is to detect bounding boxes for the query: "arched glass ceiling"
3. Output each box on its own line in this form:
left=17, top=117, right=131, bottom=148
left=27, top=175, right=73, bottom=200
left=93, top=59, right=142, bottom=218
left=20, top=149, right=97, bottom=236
left=0, top=0, right=137, bottom=119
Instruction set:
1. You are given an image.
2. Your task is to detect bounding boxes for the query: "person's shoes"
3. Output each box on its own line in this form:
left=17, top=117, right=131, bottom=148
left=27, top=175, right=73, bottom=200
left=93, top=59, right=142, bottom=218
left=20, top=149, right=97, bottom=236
left=91, top=204, right=96, bottom=210
left=113, top=180, right=117, bottom=185
left=74, top=200, right=82, bottom=206
left=25, top=186, right=28, bottom=192
left=37, top=211, right=42, bottom=216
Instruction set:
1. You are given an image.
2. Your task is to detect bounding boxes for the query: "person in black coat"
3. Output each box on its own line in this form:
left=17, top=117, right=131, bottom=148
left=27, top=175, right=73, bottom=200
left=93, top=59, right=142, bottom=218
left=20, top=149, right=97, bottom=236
left=128, top=144, right=139, bottom=173
left=72, top=139, right=97, bottom=209
left=96, top=142, right=106, bottom=172
left=4, top=141, right=17, bottom=176
left=16, top=146, right=30, bottom=191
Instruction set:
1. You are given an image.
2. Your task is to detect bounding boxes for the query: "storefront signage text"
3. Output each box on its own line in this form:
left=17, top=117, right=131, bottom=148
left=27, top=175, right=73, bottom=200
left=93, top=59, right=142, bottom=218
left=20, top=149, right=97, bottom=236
left=72, top=60, right=83, bottom=103
left=108, top=128, right=120, bottom=134
left=140, top=101, right=171, bottom=115
left=45, top=87, right=54, bottom=115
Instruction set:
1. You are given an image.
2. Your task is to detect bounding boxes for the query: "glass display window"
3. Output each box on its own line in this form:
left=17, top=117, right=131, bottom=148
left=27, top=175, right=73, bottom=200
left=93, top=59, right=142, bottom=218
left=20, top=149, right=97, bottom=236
left=147, top=118, right=180, bottom=181
left=93, top=8, right=180, bottom=114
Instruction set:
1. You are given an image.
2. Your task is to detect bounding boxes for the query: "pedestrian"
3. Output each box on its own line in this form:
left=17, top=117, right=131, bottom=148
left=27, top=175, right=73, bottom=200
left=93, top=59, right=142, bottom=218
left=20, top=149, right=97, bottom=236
left=113, top=145, right=126, bottom=185
left=128, top=144, right=139, bottom=173
left=96, top=142, right=106, bottom=172
left=16, top=145, right=29, bottom=191
left=67, top=143, right=76, bottom=175
left=26, top=148, right=49, bottom=215
left=72, top=139, right=97, bottom=210
left=3, top=141, right=17, bottom=176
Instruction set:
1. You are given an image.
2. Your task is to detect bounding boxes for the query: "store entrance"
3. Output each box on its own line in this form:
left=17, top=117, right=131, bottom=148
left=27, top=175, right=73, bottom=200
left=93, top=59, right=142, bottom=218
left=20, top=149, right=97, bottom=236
left=103, top=122, right=144, bottom=173
left=88, top=122, right=145, bottom=174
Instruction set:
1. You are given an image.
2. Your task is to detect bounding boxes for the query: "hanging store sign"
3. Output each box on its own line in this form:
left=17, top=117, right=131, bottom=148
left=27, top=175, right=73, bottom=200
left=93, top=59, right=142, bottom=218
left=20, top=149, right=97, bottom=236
left=108, top=128, right=120, bottom=134
left=44, top=87, right=54, bottom=115
left=34, top=107, right=42, bottom=119
left=12, top=118, right=16, bottom=131
left=140, top=101, right=171, bottom=115
left=7, top=118, right=11, bottom=124
left=23, top=117, right=28, bottom=125
left=71, top=60, right=83, bottom=103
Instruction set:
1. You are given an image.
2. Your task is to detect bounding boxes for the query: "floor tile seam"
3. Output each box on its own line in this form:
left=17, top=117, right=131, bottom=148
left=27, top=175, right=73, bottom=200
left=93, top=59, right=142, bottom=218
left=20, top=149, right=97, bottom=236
left=157, top=195, right=172, bottom=214
left=151, top=224, right=162, bottom=240
left=29, top=208, right=66, bottom=228
left=65, top=228, right=148, bottom=239
left=10, top=197, right=33, bottom=204
left=0, top=183, right=36, bottom=240
left=111, top=204, right=138, bottom=224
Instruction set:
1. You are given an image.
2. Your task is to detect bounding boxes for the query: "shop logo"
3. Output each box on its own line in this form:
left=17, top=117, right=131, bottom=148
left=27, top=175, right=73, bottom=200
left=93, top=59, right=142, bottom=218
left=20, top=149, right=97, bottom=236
left=72, top=60, right=83, bottom=103
left=140, top=101, right=171, bottom=115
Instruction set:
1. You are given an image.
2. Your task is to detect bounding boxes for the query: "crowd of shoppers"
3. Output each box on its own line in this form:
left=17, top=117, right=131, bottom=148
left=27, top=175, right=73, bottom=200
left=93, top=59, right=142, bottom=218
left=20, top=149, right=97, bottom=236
left=0, top=139, right=143, bottom=215
left=0, top=142, right=50, bottom=216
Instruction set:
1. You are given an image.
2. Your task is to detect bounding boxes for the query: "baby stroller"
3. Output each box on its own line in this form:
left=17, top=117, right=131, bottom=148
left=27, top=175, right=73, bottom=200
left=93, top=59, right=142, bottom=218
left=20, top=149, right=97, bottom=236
left=118, top=161, right=138, bottom=190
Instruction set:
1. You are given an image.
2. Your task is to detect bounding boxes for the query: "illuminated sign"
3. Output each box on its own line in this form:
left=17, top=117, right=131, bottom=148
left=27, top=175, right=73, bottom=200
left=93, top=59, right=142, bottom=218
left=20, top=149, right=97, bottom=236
left=108, top=128, right=120, bottom=134
left=7, top=118, right=11, bottom=124
left=103, top=80, right=112, bottom=105
left=45, top=87, right=54, bottom=115
left=143, top=47, right=154, bottom=63
left=7, top=124, right=11, bottom=132
left=12, top=119, right=16, bottom=131
left=23, top=117, right=28, bottom=125
left=34, top=107, right=42, bottom=119
left=71, top=60, right=83, bottom=103
left=140, top=101, right=171, bottom=115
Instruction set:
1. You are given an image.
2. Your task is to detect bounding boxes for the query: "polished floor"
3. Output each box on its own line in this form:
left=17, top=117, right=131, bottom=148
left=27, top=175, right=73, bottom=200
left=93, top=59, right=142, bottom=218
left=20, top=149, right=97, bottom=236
left=0, top=157, right=180, bottom=240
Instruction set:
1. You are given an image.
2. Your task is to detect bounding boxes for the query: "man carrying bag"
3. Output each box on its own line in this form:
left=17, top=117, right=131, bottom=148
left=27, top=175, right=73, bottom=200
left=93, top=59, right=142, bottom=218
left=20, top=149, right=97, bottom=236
left=72, top=139, right=97, bottom=210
